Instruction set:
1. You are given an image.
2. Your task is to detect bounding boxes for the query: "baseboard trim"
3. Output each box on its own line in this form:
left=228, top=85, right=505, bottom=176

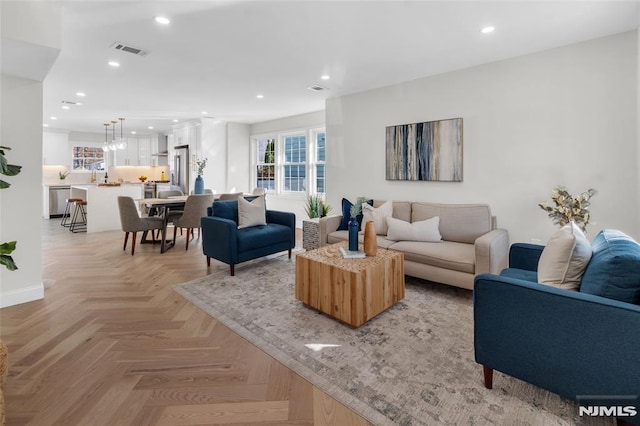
left=0, top=283, right=44, bottom=308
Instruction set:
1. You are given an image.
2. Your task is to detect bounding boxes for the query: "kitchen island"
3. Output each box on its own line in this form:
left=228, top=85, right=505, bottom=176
left=70, top=183, right=143, bottom=233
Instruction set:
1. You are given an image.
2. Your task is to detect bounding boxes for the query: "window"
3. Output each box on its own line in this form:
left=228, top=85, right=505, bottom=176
left=283, top=134, right=306, bottom=192
left=256, top=138, right=275, bottom=190
left=72, top=146, right=105, bottom=171
left=251, top=126, right=325, bottom=196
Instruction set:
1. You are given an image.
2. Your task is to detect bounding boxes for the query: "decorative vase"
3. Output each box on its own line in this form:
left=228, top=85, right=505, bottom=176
left=363, top=221, right=377, bottom=256
left=194, top=175, right=204, bottom=194
left=348, top=217, right=359, bottom=251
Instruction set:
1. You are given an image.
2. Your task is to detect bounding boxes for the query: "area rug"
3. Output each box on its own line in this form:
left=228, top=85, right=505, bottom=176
left=173, top=255, right=610, bottom=426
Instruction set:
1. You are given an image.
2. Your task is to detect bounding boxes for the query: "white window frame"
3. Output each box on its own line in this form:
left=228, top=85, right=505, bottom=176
left=250, top=125, right=326, bottom=198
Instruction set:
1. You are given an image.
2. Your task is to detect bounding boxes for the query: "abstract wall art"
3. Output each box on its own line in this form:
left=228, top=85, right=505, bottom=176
left=385, top=117, right=463, bottom=182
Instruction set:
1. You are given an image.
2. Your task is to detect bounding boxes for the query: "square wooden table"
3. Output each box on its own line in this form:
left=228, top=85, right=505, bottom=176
left=295, top=241, right=405, bottom=327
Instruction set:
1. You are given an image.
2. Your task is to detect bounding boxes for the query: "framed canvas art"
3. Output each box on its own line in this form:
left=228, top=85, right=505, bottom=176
left=385, top=117, right=463, bottom=181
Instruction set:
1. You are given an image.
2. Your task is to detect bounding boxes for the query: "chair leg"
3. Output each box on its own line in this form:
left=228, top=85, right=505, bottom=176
left=483, top=365, right=493, bottom=389
left=288, top=248, right=292, bottom=259
left=173, top=226, right=177, bottom=244
left=131, top=232, right=137, bottom=256
left=230, top=264, right=235, bottom=276
left=185, top=229, right=190, bottom=251
left=123, top=232, right=129, bottom=251
left=206, top=256, right=210, bottom=267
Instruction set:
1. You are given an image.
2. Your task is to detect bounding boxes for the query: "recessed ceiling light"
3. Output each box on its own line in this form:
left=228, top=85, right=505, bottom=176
left=43, top=124, right=49, bottom=127
left=76, top=92, right=86, bottom=97
left=256, top=94, right=264, bottom=99
left=172, top=119, right=178, bottom=123
left=108, top=61, right=120, bottom=67
left=321, top=75, right=330, bottom=80
left=131, top=131, right=136, bottom=134
left=50, top=116, right=57, bottom=120
left=148, top=126, right=154, bottom=130
left=481, top=26, right=495, bottom=34
left=62, top=105, right=70, bottom=110
left=201, top=111, right=207, bottom=115
left=154, top=16, right=170, bottom=25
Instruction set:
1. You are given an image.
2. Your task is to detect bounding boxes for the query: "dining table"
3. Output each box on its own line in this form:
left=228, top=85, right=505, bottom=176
left=137, top=196, right=188, bottom=253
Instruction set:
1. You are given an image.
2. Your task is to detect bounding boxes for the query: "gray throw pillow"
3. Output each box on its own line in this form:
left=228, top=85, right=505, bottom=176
left=237, top=196, right=266, bottom=228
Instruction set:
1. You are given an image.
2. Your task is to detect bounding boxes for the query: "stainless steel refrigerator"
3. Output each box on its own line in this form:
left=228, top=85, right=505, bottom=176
left=171, top=145, right=190, bottom=195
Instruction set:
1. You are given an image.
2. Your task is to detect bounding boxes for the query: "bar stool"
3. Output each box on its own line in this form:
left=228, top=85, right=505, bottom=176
left=69, top=200, right=87, bottom=233
left=61, top=198, right=84, bottom=227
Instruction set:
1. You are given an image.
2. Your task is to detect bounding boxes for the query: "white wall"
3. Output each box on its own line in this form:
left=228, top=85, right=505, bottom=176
left=227, top=122, right=251, bottom=193
left=0, top=75, right=45, bottom=307
left=326, top=31, right=638, bottom=244
left=200, top=118, right=227, bottom=194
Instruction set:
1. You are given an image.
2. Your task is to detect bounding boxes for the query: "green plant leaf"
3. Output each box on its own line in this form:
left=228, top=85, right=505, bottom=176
left=0, top=179, right=9, bottom=189
left=0, top=241, right=17, bottom=255
left=0, top=254, right=18, bottom=271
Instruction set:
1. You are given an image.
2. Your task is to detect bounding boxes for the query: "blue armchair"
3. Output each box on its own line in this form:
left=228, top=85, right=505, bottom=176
left=474, top=231, right=640, bottom=425
left=201, top=200, right=296, bottom=275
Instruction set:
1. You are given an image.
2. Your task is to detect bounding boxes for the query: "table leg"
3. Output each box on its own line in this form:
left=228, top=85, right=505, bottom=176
left=160, top=205, right=174, bottom=254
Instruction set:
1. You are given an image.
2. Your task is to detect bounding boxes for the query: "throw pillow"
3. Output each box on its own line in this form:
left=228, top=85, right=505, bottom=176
left=361, top=200, right=393, bottom=235
left=237, top=195, right=266, bottom=229
left=337, top=198, right=374, bottom=231
left=386, top=216, right=442, bottom=242
left=537, top=222, right=593, bottom=290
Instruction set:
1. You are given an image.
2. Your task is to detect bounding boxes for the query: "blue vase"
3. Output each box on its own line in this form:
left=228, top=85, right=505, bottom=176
left=194, top=175, right=204, bottom=194
left=348, top=217, right=359, bottom=251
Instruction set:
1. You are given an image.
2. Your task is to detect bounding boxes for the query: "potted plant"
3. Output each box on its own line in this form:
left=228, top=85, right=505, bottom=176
left=304, top=195, right=332, bottom=219
left=348, top=197, right=366, bottom=251
left=0, top=146, right=21, bottom=270
left=58, top=170, right=69, bottom=180
left=538, top=186, right=597, bottom=232
left=194, top=157, right=207, bottom=194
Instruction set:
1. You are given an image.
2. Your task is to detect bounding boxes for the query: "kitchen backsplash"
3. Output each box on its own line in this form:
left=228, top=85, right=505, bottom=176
left=43, top=165, right=170, bottom=185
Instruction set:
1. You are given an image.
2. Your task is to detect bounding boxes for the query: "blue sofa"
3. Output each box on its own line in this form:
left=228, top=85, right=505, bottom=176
left=474, top=230, right=640, bottom=425
left=201, top=200, right=296, bottom=275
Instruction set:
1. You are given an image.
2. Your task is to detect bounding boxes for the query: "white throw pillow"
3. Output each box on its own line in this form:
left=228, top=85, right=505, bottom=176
left=537, top=222, right=593, bottom=290
left=361, top=200, right=393, bottom=235
left=386, top=216, right=442, bottom=242
left=237, top=196, right=266, bottom=229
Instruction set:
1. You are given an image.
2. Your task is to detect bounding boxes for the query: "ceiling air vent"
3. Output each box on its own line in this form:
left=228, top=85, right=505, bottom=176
left=307, top=85, right=328, bottom=92
left=61, top=100, right=81, bottom=106
left=110, top=42, right=148, bottom=57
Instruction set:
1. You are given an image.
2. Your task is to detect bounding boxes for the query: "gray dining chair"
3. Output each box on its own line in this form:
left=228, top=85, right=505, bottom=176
left=252, top=187, right=267, bottom=196
left=157, top=189, right=184, bottom=198
left=217, top=192, right=243, bottom=200
left=117, top=196, right=164, bottom=255
left=172, top=193, right=215, bottom=250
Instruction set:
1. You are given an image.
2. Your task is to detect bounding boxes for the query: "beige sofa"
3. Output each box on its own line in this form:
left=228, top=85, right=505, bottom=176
left=317, top=201, right=509, bottom=290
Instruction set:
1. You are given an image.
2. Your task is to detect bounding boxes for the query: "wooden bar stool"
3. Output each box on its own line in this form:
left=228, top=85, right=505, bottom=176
left=69, top=200, right=87, bottom=233
left=61, top=198, right=83, bottom=227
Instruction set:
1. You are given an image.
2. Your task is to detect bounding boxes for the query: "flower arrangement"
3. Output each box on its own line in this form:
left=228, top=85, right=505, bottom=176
left=196, top=158, right=208, bottom=176
left=58, top=171, right=69, bottom=180
left=538, top=186, right=597, bottom=232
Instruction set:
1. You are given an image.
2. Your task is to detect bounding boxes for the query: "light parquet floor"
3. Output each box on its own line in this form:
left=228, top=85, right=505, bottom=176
left=0, top=219, right=372, bottom=426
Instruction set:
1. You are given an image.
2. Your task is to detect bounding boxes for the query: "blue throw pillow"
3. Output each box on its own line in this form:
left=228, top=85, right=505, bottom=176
left=337, top=198, right=373, bottom=231
left=212, top=200, right=239, bottom=223
left=580, top=229, right=640, bottom=305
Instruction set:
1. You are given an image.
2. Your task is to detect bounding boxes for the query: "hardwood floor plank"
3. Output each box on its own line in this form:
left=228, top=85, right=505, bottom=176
left=156, top=400, right=290, bottom=425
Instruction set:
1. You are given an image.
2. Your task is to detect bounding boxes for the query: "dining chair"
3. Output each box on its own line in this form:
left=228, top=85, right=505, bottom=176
left=157, top=189, right=184, bottom=198
left=117, top=196, right=164, bottom=255
left=217, top=192, right=243, bottom=200
left=172, top=193, right=215, bottom=250
left=252, top=187, right=267, bottom=196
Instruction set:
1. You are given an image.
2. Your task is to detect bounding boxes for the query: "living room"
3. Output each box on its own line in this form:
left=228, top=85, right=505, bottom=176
left=2, top=1, right=640, bottom=425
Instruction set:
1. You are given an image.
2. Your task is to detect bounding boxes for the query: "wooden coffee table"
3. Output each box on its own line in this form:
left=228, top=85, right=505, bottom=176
left=295, top=241, right=405, bottom=327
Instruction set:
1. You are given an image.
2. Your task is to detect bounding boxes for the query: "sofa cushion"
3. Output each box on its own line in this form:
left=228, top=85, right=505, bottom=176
left=373, top=200, right=411, bottom=222
left=212, top=200, right=238, bottom=223
left=337, top=198, right=374, bottom=231
left=237, top=195, right=266, bottom=228
left=237, top=223, right=291, bottom=252
left=580, top=229, right=640, bottom=304
left=327, top=230, right=397, bottom=249
left=537, top=222, right=592, bottom=291
left=361, top=200, right=393, bottom=235
left=389, top=240, right=475, bottom=274
left=411, top=203, right=492, bottom=244
left=500, top=268, right=538, bottom=282
left=386, top=216, right=442, bottom=242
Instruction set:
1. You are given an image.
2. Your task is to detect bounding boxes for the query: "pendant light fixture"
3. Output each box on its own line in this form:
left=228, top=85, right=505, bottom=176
left=117, top=117, right=127, bottom=150
left=110, top=120, right=118, bottom=150
left=102, top=123, right=110, bottom=151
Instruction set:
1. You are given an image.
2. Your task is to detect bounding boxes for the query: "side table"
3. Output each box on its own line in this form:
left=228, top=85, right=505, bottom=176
left=302, top=218, right=321, bottom=250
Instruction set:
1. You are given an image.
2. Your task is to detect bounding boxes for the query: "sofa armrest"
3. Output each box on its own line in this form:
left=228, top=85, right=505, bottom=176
left=509, top=243, right=544, bottom=271
left=201, top=216, right=238, bottom=264
left=318, top=215, right=343, bottom=247
left=266, top=210, right=296, bottom=248
left=474, top=229, right=509, bottom=274
left=474, top=274, right=640, bottom=401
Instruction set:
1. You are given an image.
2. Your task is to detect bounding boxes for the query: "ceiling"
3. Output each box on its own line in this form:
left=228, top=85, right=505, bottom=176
left=40, top=1, right=640, bottom=136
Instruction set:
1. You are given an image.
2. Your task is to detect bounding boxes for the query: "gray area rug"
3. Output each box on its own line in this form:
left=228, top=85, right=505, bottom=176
left=173, top=255, right=612, bottom=426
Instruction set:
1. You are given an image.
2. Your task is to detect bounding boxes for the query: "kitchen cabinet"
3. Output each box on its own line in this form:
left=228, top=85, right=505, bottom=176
left=138, top=137, right=151, bottom=166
